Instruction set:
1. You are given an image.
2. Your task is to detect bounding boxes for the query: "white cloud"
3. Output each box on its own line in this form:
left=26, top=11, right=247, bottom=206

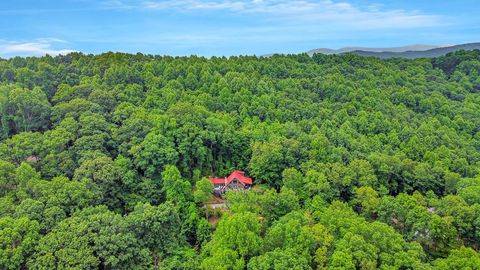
left=121, top=0, right=443, bottom=29
left=0, top=39, right=76, bottom=58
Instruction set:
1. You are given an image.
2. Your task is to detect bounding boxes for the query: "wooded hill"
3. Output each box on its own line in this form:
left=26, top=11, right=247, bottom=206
left=306, top=43, right=480, bottom=59
left=1, top=50, right=480, bottom=269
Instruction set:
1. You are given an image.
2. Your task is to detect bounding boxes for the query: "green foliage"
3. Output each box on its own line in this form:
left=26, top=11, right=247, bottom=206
left=0, top=216, right=40, bottom=270
left=201, top=212, right=263, bottom=268
left=161, top=165, right=193, bottom=204
left=30, top=206, right=148, bottom=269
left=433, top=247, right=480, bottom=269
left=73, top=155, right=122, bottom=209
left=249, top=141, right=284, bottom=187
left=126, top=202, right=186, bottom=267
left=260, top=187, right=300, bottom=224
left=0, top=160, right=16, bottom=196
left=130, top=130, right=178, bottom=178
left=351, top=186, right=380, bottom=219
left=194, top=177, right=214, bottom=204
left=248, top=248, right=311, bottom=270
left=5, top=87, right=51, bottom=133
left=1, top=50, right=480, bottom=268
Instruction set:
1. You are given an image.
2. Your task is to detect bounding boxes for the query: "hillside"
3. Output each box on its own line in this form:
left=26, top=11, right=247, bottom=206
left=1, top=50, right=480, bottom=269
left=307, top=44, right=444, bottom=55
left=306, top=43, right=480, bottom=59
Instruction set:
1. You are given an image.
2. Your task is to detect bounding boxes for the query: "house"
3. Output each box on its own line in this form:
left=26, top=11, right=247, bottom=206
left=208, top=170, right=253, bottom=196
left=26, top=155, right=39, bottom=163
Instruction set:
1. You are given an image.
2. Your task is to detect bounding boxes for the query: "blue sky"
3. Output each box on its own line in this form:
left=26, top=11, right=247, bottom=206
left=0, top=0, right=479, bottom=57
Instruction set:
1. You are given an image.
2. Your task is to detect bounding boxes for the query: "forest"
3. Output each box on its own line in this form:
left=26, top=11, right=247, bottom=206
left=1, top=50, right=480, bottom=269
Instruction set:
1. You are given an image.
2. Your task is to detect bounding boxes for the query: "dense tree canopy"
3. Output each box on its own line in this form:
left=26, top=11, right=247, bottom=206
left=1, top=50, right=480, bottom=269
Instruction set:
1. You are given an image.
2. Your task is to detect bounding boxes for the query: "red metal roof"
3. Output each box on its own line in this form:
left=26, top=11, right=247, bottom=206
left=209, top=177, right=227, bottom=184
left=228, top=170, right=253, bottom=185
left=208, top=170, right=253, bottom=186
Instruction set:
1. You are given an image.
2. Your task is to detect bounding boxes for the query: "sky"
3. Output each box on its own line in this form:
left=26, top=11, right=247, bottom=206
left=0, top=0, right=479, bottom=57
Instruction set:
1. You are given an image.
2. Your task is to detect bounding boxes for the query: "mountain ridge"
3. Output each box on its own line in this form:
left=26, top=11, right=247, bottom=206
left=307, top=44, right=447, bottom=55
left=263, top=43, right=480, bottom=59
left=307, top=43, right=480, bottom=59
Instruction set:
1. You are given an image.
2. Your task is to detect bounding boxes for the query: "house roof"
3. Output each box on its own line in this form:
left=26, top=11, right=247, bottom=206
left=208, top=170, right=253, bottom=186
left=26, top=155, right=39, bottom=162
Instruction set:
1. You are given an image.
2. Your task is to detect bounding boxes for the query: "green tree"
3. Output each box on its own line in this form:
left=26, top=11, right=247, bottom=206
left=433, top=247, right=480, bottom=269
left=30, top=206, right=148, bottom=269
left=194, top=177, right=214, bottom=205
left=8, top=87, right=51, bottom=132
left=351, top=186, right=380, bottom=219
left=0, top=160, right=16, bottom=196
left=161, top=165, right=193, bottom=205
left=248, top=248, right=311, bottom=270
left=249, top=141, right=284, bottom=187
left=130, top=130, right=178, bottom=178
left=73, top=155, right=122, bottom=210
left=0, top=216, right=40, bottom=270
left=126, top=202, right=184, bottom=269
left=260, top=187, right=300, bottom=224
left=202, top=212, right=262, bottom=269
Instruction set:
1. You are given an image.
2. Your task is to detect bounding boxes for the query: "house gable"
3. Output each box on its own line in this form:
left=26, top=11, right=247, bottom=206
left=208, top=170, right=253, bottom=195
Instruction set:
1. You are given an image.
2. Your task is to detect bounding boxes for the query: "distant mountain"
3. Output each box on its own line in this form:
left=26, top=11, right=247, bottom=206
left=307, top=44, right=444, bottom=55
left=306, top=43, right=480, bottom=59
